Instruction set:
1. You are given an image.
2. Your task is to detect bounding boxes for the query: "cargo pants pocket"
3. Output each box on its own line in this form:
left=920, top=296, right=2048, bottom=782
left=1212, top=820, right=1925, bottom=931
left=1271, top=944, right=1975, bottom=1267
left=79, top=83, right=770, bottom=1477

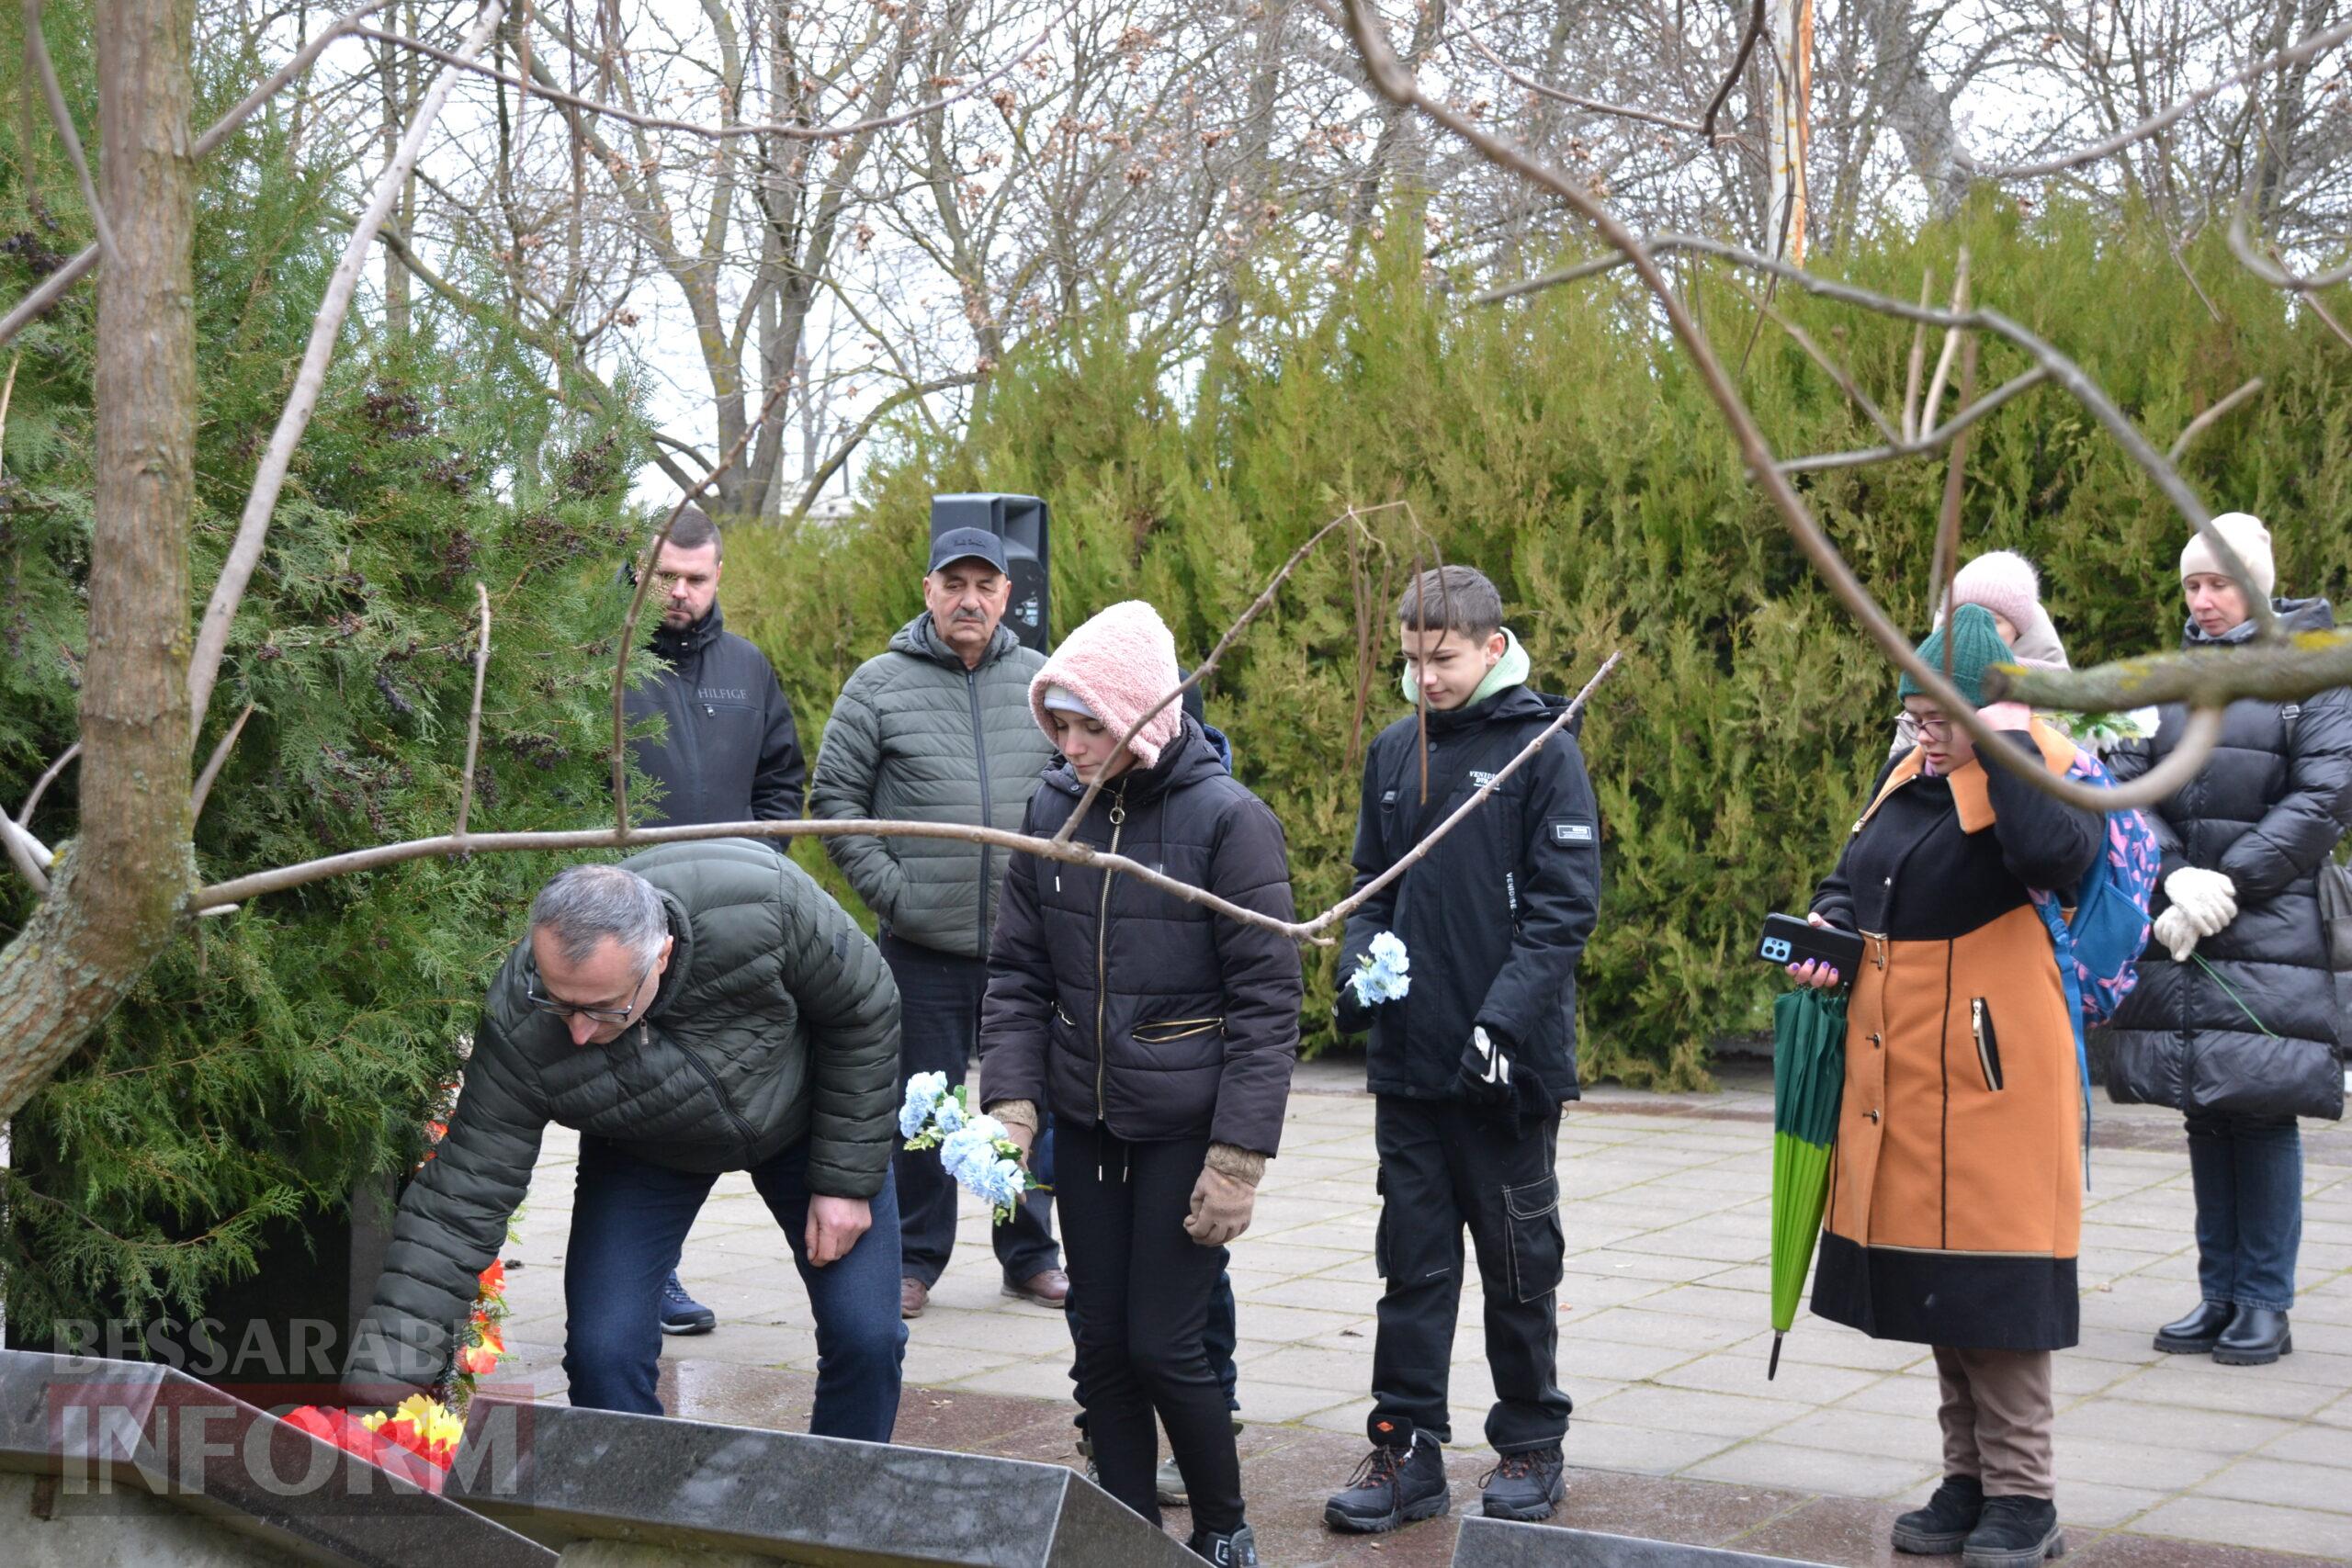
left=1502, top=1173, right=1565, bottom=1303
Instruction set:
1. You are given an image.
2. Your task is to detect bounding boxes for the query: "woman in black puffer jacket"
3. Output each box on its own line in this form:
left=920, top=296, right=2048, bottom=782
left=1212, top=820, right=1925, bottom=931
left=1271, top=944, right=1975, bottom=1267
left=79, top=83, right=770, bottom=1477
left=2106, top=513, right=2352, bottom=1368
left=980, top=600, right=1301, bottom=1566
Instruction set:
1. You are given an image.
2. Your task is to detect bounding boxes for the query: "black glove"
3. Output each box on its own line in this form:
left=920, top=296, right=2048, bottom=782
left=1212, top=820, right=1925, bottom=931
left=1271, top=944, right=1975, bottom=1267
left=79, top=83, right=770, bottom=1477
left=1458, top=1026, right=1555, bottom=1124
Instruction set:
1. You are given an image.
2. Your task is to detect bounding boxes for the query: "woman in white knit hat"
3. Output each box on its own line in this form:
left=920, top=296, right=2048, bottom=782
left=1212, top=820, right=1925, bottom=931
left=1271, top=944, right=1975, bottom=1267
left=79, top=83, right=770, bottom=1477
left=2106, top=512, right=2352, bottom=1367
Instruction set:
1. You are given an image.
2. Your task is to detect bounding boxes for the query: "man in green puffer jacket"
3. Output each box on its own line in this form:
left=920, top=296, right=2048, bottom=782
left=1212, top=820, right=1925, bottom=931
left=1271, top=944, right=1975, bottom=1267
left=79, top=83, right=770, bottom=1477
left=345, top=840, right=905, bottom=1439
left=812, top=528, right=1066, bottom=1320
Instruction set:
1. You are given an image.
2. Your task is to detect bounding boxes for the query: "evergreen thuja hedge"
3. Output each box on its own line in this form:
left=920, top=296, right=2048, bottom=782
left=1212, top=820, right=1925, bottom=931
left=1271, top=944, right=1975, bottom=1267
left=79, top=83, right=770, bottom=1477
left=0, top=6, right=650, bottom=1330
left=729, top=203, right=2352, bottom=1087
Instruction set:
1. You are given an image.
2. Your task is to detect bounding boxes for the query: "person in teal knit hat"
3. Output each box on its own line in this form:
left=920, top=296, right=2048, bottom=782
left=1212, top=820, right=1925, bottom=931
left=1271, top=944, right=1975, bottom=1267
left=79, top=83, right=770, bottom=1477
left=1787, top=596, right=2103, bottom=1566
left=1898, top=602, right=2018, bottom=710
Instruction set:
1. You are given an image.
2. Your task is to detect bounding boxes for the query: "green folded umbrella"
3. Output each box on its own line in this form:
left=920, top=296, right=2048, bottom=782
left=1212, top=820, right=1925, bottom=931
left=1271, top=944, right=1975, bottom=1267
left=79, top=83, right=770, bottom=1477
left=1769, top=987, right=1848, bottom=1380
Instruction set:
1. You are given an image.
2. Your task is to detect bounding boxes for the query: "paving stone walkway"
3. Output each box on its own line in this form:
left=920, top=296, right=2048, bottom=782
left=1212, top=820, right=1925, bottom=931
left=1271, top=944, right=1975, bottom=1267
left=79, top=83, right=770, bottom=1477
left=487, top=1058, right=2352, bottom=1566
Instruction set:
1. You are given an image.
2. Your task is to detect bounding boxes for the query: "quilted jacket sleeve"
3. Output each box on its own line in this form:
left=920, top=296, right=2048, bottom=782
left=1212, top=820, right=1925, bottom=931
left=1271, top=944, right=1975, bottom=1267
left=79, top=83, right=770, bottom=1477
left=2222, top=687, right=2352, bottom=905
left=811, top=671, right=907, bottom=922
left=779, top=859, right=901, bottom=1197
left=345, top=1016, right=547, bottom=1403
left=978, top=792, right=1056, bottom=1115
left=1205, top=792, right=1303, bottom=1156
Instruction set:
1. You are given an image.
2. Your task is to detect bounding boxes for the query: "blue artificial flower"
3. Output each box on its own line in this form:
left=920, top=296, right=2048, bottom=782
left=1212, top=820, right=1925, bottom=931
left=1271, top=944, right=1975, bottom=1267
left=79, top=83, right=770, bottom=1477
left=1350, top=930, right=1412, bottom=1008
left=899, top=1070, right=950, bottom=1140
left=972, top=1156, right=1030, bottom=1218
left=932, top=1093, right=967, bottom=1136
left=938, top=1124, right=995, bottom=1181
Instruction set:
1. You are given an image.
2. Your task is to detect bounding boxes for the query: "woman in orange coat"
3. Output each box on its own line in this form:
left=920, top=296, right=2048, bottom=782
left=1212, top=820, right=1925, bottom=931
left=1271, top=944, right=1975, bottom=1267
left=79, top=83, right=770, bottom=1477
left=1791, top=605, right=2100, bottom=1568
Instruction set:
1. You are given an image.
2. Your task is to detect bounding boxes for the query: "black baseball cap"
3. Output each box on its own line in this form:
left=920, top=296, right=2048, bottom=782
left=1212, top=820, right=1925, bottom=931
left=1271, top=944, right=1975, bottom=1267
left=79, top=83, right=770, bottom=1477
left=927, top=526, right=1012, bottom=575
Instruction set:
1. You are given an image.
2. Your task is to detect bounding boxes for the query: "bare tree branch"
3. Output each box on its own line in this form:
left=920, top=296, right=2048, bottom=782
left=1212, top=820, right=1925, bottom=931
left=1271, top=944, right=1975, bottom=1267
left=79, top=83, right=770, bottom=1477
left=1050, top=502, right=1396, bottom=846
left=1996, top=635, right=2352, bottom=712
left=1339, top=0, right=2232, bottom=814
left=197, top=649, right=1628, bottom=942
left=358, top=0, right=1080, bottom=144
left=188, top=703, right=254, bottom=823
left=0, top=0, right=398, bottom=354
left=187, top=0, right=506, bottom=729
left=14, top=741, right=78, bottom=830
left=2228, top=209, right=2352, bottom=292
left=1976, top=17, right=2352, bottom=180
left=1725, top=276, right=1901, bottom=443
left=1477, top=229, right=2279, bottom=647
left=2168, top=376, right=2265, bottom=464
left=1779, top=367, right=2047, bottom=474
left=1702, top=0, right=1768, bottom=141
left=1461, top=28, right=1713, bottom=140
left=456, top=583, right=491, bottom=840
left=23, top=0, right=122, bottom=269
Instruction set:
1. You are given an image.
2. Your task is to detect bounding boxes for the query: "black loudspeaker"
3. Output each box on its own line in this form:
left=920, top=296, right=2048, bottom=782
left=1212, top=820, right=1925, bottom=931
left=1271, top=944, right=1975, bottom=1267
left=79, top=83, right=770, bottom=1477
left=931, top=493, right=1049, bottom=652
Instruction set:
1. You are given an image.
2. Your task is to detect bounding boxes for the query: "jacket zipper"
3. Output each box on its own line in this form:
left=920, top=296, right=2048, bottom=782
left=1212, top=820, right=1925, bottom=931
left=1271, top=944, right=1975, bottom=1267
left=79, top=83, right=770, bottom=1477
left=1971, top=998, right=2005, bottom=1092
left=674, top=1030, right=763, bottom=1147
left=967, top=666, right=994, bottom=958
left=1093, top=784, right=1128, bottom=1122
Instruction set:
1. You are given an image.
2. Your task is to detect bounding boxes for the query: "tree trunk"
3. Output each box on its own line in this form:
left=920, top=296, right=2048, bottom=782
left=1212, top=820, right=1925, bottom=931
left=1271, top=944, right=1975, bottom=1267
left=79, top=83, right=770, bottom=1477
left=0, top=0, right=196, bottom=1118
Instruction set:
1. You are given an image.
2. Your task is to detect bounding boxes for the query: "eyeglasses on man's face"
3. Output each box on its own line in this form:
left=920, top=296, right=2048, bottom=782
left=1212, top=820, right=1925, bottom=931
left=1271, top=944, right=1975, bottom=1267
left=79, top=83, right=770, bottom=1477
left=526, top=955, right=654, bottom=1024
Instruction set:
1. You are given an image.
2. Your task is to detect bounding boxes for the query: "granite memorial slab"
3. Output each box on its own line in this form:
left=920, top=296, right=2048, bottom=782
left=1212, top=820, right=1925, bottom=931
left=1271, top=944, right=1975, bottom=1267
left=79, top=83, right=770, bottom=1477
left=448, top=1397, right=1198, bottom=1566
left=0, top=1347, right=558, bottom=1568
left=1452, top=1518, right=1835, bottom=1568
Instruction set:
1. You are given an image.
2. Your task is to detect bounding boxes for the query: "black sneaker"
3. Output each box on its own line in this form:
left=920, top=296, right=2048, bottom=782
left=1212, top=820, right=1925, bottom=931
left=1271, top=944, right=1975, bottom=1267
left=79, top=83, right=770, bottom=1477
left=1324, top=1431, right=1449, bottom=1534
left=1893, top=1474, right=1984, bottom=1555
left=1157, top=1455, right=1188, bottom=1506
left=1075, top=1433, right=1099, bottom=1489
left=1479, top=1446, right=1566, bottom=1521
left=658, top=1271, right=717, bottom=1336
left=1186, top=1524, right=1259, bottom=1565
left=1962, top=1495, right=2064, bottom=1568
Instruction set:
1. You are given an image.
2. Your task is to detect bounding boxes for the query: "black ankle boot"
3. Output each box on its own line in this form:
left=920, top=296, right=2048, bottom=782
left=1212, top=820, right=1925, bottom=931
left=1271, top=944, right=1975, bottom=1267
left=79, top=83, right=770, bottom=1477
left=1187, top=1524, right=1259, bottom=1565
left=2214, top=1306, right=2291, bottom=1366
left=1892, top=1474, right=1984, bottom=1555
left=2153, top=1300, right=2234, bottom=1354
left=1962, top=1495, right=2063, bottom=1567
left=1324, top=1431, right=1449, bottom=1534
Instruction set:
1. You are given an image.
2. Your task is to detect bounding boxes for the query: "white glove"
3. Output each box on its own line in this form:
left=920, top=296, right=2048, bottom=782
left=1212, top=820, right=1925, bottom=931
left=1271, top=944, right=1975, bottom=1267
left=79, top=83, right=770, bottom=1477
left=2165, top=867, right=2239, bottom=938
left=2153, top=904, right=2201, bottom=963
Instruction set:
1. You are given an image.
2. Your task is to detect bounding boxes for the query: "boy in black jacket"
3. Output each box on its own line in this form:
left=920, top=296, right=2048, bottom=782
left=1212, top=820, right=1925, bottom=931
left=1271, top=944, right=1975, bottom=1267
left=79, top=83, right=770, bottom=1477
left=1325, top=566, right=1600, bottom=1534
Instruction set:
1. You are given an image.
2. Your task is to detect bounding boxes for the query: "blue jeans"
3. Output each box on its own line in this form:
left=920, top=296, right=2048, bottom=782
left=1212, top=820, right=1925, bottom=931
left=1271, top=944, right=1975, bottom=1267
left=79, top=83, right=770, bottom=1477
left=2185, top=1111, right=2301, bottom=1312
left=562, top=1134, right=907, bottom=1439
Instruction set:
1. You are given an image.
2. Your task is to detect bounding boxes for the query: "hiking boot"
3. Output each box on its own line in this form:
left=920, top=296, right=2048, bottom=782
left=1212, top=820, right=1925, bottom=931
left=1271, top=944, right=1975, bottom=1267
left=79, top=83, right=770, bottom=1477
left=1158, top=1455, right=1188, bottom=1506
left=1479, top=1446, right=1566, bottom=1521
left=2154, top=1300, right=2233, bottom=1354
left=1186, top=1524, right=1259, bottom=1566
left=657, top=1271, right=716, bottom=1336
left=1893, top=1474, right=1984, bottom=1555
left=1962, top=1495, right=2064, bottom=1568
left=2213, top=1306, right=2291, bottom=1366
left=1324, top=1431, right=1448, bottom=1534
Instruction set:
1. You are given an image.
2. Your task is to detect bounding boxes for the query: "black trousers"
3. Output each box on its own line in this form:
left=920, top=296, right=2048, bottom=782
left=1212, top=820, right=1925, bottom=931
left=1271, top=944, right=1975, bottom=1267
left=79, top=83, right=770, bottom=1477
left=1057, top=1119, right=1244, bottom=1534
left=1369, top=1095, right=1572, bottom=1453
left=881, top=931, right=1058, bottom=1286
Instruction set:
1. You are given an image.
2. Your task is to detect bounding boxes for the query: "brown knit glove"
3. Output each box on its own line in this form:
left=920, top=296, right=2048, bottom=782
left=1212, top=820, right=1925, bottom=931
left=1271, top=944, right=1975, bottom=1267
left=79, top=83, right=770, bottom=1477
left=1184, top=1144, right=1265, bottom=1247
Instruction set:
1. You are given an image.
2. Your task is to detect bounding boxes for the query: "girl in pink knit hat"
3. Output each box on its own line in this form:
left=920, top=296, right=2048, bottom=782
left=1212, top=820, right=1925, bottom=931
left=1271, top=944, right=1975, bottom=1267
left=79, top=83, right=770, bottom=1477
left=1893, top=550, right=2075, bottom=757
left=979, top=600, right=1300, bottom=1564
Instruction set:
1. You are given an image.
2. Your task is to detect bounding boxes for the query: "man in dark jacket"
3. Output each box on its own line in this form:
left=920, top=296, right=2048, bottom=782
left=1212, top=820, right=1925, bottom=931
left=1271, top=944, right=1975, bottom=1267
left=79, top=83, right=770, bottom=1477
left=624, top=506, right=808, bottom=1333
left=627, top=506, right=807, bottom=829
left=345, top=845, right=906, bottom=1439
left=811, top=527, right=1066, bottom=1319
left=1325, top=566, right=1600, bottom=1534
